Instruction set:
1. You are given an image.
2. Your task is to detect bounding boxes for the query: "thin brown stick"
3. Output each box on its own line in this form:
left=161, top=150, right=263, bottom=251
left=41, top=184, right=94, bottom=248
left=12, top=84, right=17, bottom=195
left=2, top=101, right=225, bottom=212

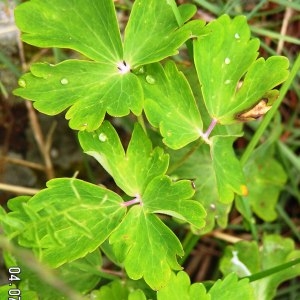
left=45, top=121, right=57, bottom=153
left=277, top=5, right=294, bottom=54
left=2, top=156, right=45, bottom=171
left=25, top=101, right=55, bottom=179
left=0, top=182, right=39, bottom=195
left=211, top=231, right=243, bottom=244
left=16, top=30, right=55, bottom=180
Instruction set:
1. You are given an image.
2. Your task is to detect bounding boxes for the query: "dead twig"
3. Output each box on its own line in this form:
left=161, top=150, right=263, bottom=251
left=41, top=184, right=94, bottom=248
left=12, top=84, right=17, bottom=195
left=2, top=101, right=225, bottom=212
left=16, top=28, right=55, bottom=180
left=0, top=182, right=39, bottom=195
left=210, top=231, right=244, bottom=244
left=1, top=156, right=45, bottom=171
left=277, top=5, right=294, bottom=54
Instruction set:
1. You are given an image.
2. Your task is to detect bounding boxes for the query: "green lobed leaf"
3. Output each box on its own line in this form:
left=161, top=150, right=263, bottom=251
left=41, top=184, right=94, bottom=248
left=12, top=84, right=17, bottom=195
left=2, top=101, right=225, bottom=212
left=0, top=178, right=126, bottom=267
left=109, top=205, right=184, bottom=290
left=79, top=121, right=206, bottom=288
left=240, top=143, right=287, bottom=221
left=14, top=0, right=201, bottom=131
left=89, top=281, right=128, bottom=300
left=143, top=176, right=206, bottom=229
left=220, top=235, right=300, bottom=300
left=128, top=290, right=148, bottom=300
left=157, top=271, right=208, bottom=300
left=79, top=121, right=205, bottom=227
left=210, top=136, right=247, bottom=203
left=14, top=60, right=143, bottom=131
left=89, top=281, right=148, bottom=300
left=157, top=271, right=255, bottom=300
left=15, top=0, right=123, bottom=63
left=178, top=4, right=198, bottom=23
left=123, top=0, right=204, bottom=67
left=194, top=14, right=289, bottom=124
left=208, top=273, right=255, bottom=300
left=79, top=121, right=169, bottom=197
left=141, top=61, right=203, bottom=149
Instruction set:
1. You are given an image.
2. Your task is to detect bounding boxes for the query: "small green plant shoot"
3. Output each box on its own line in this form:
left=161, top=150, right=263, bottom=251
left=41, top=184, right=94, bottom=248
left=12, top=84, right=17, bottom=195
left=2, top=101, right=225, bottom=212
left=1, top=0, right=299, bottom=299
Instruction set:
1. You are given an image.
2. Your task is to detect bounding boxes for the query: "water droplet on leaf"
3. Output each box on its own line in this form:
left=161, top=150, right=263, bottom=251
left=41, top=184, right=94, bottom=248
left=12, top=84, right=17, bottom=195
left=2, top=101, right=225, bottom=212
left=18, top=79, right=26, bottom=88
left=146, top=75, right=156, bottom=84
left=99, top=133, right=107, bottom=142
left=234, top=33, right=240, bottom=39
left=225, top=58, right=231, bottom=65
left=225, top=79, right=231, bottom=85
left=60, top=78, right=69, bottom=85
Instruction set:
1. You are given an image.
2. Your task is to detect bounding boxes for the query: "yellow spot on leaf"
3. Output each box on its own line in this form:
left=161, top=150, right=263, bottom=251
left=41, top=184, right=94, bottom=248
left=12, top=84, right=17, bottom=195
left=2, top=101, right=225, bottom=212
left=241, top=185, right=248, bottom=196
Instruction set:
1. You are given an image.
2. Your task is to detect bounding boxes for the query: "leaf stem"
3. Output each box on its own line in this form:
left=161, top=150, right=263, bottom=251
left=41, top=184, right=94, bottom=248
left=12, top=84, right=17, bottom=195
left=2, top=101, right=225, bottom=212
left=121, top=195, right=142, bottom=207
left=242, top=257, right=300, bottom=282
left=200, top=118, right=218, bottom=144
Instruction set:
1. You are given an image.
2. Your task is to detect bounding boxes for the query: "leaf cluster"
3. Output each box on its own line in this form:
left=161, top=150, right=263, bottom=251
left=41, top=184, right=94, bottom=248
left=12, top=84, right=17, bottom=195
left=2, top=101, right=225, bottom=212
left=0, top=0, right=296, bottom=298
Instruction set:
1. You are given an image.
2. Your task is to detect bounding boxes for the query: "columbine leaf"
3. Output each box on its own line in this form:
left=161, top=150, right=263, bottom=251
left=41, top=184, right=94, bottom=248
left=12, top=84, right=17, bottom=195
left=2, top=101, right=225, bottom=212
left=208, top=273, right=255, bottom=300
left=79, top=121, right=205, bottom=226
left=143, top=176, right=206, bottom=229
left=157, top=271, right=208, bottom=300
left=194, top=14, right=289, bottom=124
left=157, top=271, right=254, bottom=300
left=15, top=0, right=123, bottom=63
left=0, top=178, right=126, bottom=267
left=240, top=143, right=287, bottom=221
left=14, top=0, right=200, bottom=131
left=141, top=61, right=203, bottom=149
left=79, top=121, right=169, bottom=196
left=91, top=281, right=147, bottom=300
left=178, top=4, right=198, bottom=23
left=123, top=0, right=204, bottom=67
left=80, top=122, right=205, bottom=289
left=210, top=136, right=247, bottom=203
left=220, top=235, right=300, bottom=300
left=14, top=61, right=143, bottom=131
left=109, top=206, right=184, bottom=290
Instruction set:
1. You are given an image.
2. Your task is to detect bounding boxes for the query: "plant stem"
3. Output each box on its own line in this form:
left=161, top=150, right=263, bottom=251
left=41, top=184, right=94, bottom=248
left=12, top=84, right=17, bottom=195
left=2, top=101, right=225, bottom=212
left=199, top=118, right=218, bottom=144
left=243, top=257, right=300, bottom=282
left=122, top=196, right=141, bottom=207
left=203, top=118, right=218, bottom=138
